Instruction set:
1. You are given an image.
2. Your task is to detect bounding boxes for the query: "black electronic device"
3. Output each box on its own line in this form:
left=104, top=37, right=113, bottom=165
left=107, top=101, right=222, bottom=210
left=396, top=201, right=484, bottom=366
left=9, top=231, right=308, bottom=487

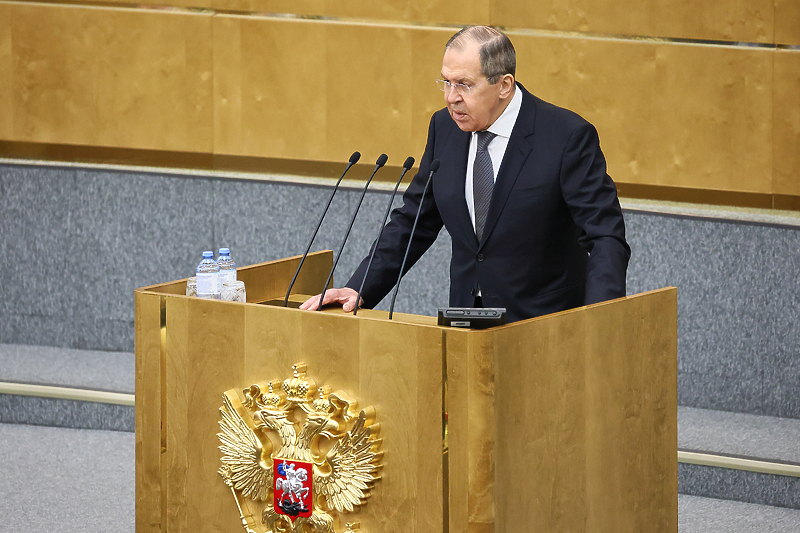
left=437, top=307, right=506, bottom=329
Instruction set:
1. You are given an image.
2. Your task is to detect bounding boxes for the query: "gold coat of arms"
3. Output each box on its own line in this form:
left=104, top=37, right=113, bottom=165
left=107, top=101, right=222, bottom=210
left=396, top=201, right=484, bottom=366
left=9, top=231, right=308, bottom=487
left=217, top=363, right=383, bottom=533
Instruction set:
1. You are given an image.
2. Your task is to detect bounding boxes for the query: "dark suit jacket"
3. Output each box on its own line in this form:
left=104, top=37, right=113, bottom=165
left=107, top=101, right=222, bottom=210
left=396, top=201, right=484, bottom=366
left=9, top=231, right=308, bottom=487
left=346, top=83, right=631, bottom=323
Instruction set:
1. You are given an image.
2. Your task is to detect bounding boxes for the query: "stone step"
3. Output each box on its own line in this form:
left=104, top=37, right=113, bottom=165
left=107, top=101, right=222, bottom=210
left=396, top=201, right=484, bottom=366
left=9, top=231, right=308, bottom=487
left=678, top=406, right=800, bottom=509
left=3, top=343, right=800, bottom=510
left=0, top=343, right=134, bottom=432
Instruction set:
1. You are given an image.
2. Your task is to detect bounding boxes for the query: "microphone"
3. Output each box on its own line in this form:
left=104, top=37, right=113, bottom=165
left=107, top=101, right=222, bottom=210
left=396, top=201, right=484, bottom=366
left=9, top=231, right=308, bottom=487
left=317, top=154, right=388, bottom=311
left=283, top=151, right=360, bottom=307
left=388, top=159, right=440, bottom=319
left=354, top=156, right=415, bottom=315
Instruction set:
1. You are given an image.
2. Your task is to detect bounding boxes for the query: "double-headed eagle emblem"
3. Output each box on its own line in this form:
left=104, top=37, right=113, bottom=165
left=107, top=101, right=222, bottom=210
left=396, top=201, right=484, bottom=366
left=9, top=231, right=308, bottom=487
left=217, top=363, right=383, bottom=533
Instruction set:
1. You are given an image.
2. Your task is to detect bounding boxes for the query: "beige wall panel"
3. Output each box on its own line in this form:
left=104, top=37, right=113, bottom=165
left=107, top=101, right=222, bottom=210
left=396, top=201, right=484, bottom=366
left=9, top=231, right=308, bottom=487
left=774, top=50, right=800, bottom=196
left=514, top=34, right=773, bottom=193
left=214, top=17, right=328, bottom=160
left=775, top=0, right=800, bottom=46
left=492, top=0, right=773, bottom=44
left=5, top=3, right=213, bottom=152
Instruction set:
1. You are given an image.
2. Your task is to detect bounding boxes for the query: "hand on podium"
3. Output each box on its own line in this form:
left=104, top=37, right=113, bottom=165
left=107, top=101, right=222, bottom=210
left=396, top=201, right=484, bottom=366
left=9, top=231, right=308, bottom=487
left=299, top=288, right=363, bottom=313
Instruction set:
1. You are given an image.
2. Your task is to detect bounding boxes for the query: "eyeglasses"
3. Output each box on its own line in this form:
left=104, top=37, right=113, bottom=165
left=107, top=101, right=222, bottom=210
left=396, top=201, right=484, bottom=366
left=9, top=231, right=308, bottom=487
left=435, top=78, right=488, bottom=96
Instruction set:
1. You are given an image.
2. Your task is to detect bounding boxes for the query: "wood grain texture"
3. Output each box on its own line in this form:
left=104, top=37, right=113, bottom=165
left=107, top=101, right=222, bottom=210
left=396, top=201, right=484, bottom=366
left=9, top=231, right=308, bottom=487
left=775, top=0, right=800, bottom=46
left=208, top=0, right=489, bottom=26
left=2, top=3, right=213, bottom=151
left=491, top=289, right=678, bottom=533
left=491, top=0, right=773, bottom=43
left=134, top=291, right=164, bottom=533
left=138, top=255, right=444, bottom=532
left=514, top=34, right=774, bottom=193
left=0, top=3, right=11, bottom=140
left=774, top=50, right=800, bottom=196
left=213, top=17, right=445, bottom=166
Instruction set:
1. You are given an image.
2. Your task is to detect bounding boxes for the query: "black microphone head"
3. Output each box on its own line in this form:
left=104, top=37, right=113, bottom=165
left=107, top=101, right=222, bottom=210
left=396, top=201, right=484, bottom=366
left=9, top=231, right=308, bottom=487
left=349, top=151, right=361, bottom=164
left=376, top=154, right=388, bottom=167
left=403, top=156, right=415, bottom=170
left=430, top=159, right=440, bottom=173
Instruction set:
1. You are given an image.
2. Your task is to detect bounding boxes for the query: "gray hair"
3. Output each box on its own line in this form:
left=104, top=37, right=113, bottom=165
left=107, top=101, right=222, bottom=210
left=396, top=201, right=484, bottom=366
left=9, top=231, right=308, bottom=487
left=445, top=26, right=516, bottom=84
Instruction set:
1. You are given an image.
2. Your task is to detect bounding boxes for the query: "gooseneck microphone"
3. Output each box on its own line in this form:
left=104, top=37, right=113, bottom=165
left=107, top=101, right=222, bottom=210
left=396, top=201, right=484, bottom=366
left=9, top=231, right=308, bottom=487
left=283, top=151, right=360, bottom=307
left=317, top=154, right=389, bottom=311
left=388, top=159, right=440, bottom=319
left=354, top=156, right=415, bottom=315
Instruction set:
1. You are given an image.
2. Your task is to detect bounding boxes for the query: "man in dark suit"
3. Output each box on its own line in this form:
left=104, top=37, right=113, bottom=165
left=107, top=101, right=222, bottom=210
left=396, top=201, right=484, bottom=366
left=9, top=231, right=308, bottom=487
left=301, top=26, right=630, bottom=323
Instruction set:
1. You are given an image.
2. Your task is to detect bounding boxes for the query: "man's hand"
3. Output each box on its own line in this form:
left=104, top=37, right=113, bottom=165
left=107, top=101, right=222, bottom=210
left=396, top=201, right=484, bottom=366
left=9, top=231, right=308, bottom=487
left=299, top=288, right=363, bottom=313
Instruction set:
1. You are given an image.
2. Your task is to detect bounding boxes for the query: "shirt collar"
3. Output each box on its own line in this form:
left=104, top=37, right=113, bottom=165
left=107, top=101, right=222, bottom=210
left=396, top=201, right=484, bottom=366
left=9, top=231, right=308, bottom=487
left=483, top=84, right=522, bottom=140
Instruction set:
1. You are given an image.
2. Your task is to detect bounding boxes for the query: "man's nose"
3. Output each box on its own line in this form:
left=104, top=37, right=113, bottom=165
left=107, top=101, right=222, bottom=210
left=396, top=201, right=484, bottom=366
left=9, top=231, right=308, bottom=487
left=445, top=86, right=462, bottom=104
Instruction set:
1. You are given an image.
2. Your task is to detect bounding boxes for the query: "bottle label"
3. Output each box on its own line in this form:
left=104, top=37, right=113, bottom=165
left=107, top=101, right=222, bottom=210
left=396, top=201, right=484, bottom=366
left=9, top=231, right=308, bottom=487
left=197, top=272, right=218, bottom=296
left=220, top=269, right=237, bottom=288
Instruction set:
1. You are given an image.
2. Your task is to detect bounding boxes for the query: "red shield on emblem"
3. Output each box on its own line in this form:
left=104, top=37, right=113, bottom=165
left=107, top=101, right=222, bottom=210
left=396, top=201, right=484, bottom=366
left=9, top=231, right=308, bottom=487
left=273, top=458, right=313, bottom=520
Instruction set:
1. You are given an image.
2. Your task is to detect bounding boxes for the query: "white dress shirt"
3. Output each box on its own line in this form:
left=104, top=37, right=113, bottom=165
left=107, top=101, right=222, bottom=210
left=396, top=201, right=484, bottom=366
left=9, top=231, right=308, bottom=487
left=465, top=85, right=523, bottom=232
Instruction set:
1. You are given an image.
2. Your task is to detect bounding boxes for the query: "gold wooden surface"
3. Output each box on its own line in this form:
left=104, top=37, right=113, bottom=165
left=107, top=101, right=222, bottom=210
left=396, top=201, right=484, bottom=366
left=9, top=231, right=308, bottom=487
left=445, top=328, right=497, bottom=533
left=137, top=254, right=445, bottom=532
left=213, top=18, right=445, bottom=166
left=775, top=0, right=800, bottom=46
left=208, top=0, right=489, bottom=26
left=137, top=258, right=677, bottom=532
left=0, top=2, right=213, bottom=151
left=134, top=291, right=164, bottom=533
left=2, top=4, right=798, bottom=202
left=514, top=34, right=774, bottom=194
left=491, top=0, right=773, bottom=43
left=0, top=3, right=11, bottom=141
left=774, top=50, right=800, bottom=197
left=489, top=289, right=678, bottom=532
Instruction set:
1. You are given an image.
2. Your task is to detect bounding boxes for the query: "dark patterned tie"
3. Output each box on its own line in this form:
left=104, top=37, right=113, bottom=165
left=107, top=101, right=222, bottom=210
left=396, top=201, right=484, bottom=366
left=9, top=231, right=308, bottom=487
left=473, top=130, right=497, bottom=242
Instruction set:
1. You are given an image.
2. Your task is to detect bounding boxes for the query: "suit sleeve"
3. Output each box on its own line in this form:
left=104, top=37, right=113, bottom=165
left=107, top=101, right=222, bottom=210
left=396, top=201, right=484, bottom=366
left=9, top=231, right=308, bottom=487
left=559, top=122, right=631, bottom=305
left=344, top=115, right=444, bottom=308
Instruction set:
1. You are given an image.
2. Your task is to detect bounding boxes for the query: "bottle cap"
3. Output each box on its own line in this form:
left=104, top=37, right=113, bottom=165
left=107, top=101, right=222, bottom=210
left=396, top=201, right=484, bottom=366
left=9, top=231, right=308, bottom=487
left=219, top=248, right=230, bottom=255
left=202, top=251, right=214, bottom=258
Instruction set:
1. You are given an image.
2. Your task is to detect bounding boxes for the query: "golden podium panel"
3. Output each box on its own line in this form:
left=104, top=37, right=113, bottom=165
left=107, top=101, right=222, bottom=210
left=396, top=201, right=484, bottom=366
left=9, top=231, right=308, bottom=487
left=135, top=251, right=677, bottom=533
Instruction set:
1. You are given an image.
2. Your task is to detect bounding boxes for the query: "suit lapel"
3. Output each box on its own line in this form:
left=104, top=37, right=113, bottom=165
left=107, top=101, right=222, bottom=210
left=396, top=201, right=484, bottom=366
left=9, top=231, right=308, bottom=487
left=479, top=85, right=537, bottom=249
left=441, top=126, right=475, bottom=245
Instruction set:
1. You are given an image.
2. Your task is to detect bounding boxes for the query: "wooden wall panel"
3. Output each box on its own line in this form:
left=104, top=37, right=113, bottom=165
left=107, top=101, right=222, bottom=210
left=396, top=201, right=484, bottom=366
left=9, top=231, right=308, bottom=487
left=514, top=34, right=774, bottom=193
left=774, top=50, right=800, bottom=196
left=491, top=0, right=773, bottom=43
left=0, top=3, right=11, bottom=140
left=2, top=3, right=213, bottom=152
left=214, top=19, right=445, bottom=165
left=213, top=16, right=329, bottom=161
left=208, top=0, right=489, bottom=27
left=775, top=0, right=800, bottom=46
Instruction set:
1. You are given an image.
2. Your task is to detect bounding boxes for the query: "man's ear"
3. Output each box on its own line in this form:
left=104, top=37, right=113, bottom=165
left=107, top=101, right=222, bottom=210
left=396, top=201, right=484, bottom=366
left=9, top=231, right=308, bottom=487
left=499, top=74, right=515, bottom=99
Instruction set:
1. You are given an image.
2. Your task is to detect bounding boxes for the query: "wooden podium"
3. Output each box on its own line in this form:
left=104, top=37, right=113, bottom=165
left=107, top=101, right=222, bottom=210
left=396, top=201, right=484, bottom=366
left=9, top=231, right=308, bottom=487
left=135, top=251, right=677, bottom=533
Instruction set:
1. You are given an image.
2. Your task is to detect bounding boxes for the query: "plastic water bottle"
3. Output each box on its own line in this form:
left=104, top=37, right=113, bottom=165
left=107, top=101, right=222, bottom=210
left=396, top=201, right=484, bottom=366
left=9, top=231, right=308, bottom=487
left=196, top=251, right=220, bottom=299
left=217, top=248, right=237, bottom=291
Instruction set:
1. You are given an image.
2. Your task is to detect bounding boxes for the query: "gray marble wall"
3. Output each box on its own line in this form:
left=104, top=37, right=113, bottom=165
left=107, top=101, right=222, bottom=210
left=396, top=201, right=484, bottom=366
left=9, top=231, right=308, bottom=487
left=1, top=163, right=797, bottom=418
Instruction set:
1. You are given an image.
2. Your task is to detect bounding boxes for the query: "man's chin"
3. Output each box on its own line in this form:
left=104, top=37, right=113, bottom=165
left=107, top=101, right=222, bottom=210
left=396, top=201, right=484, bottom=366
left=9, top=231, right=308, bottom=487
left=449, top=111, right=476, bottom=132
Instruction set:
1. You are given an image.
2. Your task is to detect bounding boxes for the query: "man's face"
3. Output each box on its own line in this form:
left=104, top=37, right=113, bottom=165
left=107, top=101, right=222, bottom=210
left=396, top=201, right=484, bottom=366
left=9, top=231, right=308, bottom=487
left=440, top=41, right=505, bottom=132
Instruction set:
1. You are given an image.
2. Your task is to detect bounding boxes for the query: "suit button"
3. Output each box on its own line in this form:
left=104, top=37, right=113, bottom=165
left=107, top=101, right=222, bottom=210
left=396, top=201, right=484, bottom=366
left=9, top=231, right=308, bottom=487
left=477, top=254, right=485, bottom=262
